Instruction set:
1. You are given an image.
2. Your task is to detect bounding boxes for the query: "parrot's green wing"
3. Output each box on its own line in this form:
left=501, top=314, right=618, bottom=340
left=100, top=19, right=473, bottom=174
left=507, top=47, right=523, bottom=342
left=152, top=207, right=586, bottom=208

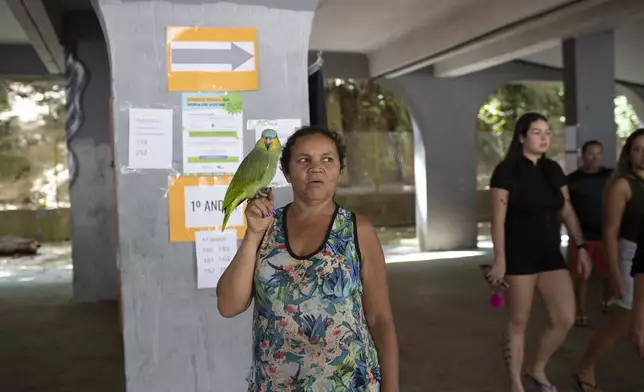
left=222, top=149, right=274, bottom=212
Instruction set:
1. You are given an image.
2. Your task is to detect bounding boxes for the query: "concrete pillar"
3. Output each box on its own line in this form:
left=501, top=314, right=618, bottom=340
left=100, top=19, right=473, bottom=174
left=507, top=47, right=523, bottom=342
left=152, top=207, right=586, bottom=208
left=63, top=12, right=118, bottom=302
left=383, top=62, right=562, bottom=251
left=92, top=1, right=316, bottom=391
left=383, top=71, right=481, bottom=251
left=563, top=31, right=616, bottom=168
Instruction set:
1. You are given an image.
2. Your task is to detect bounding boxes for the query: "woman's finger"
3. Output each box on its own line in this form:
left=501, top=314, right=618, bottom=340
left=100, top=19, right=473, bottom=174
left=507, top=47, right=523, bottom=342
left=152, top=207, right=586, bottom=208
left=247, top=204, right=265, bottom=219
left=256, top=203, right=271, bottom=218
left=258, top=198, right=274, bottom=216
left=248, top=199, right=270, bottom=217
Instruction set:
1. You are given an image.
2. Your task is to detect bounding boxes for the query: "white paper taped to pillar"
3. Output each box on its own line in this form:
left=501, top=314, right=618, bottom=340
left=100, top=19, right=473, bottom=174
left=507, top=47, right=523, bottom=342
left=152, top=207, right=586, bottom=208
left=181, top=92, right=244, bottom=176
left=128, top=107, right=174, bottom=169
left=195, top=229, right=238, bottom=289
left=247, top=118, right=302, bottom=188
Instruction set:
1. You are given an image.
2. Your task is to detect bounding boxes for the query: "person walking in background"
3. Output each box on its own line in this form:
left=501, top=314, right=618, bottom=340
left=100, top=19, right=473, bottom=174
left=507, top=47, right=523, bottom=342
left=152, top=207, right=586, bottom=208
left=487, top=112, right=591, bottom=392
left=566, top=140, right=613, bottom=327
left=575, top=129, right=644, bottom=392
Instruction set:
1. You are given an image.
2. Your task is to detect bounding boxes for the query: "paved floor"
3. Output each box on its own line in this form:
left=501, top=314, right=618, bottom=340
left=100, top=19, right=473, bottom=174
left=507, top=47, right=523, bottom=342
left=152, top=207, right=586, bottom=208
left=0, top=233, right=643, bottom=392
left=0, top=244, right=124, bottom=392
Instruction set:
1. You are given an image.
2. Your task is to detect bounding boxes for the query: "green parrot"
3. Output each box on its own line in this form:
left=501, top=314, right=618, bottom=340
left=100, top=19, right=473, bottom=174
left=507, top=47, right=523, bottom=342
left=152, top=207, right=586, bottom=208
left=221, top=129, right=282, bottom=231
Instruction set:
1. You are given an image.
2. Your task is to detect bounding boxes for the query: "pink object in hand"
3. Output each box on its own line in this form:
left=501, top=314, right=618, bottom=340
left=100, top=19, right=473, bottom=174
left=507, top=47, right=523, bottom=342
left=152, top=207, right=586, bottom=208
left=490, top=292, right=504, bottom=308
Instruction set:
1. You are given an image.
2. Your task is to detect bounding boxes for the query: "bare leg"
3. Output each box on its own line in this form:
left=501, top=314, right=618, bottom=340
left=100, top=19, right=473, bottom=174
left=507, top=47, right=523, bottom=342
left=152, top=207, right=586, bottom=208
left=576, top=307, right=631, bottom=387
left=528, top=269, right=575, bottom=389
left=600, top=280, right=611, bottom=312
left=504, top=275, right=538, bottom=392
left=574, top=277, right=589, bottom=320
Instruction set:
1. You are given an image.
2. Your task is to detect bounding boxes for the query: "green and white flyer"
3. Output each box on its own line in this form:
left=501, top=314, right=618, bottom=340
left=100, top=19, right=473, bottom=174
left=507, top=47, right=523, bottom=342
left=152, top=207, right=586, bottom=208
left=181, top=92, right=243, bottom=176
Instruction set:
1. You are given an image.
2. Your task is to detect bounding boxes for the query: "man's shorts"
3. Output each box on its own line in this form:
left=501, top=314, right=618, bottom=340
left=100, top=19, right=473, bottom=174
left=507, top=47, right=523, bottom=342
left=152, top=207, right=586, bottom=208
left=569, top=240, right=607, bottom=279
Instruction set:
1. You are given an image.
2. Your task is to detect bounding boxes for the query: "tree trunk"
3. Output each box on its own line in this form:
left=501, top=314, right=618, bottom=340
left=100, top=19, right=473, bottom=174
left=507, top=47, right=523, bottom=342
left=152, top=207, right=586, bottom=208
left=0, top=236, right=40, bottom=256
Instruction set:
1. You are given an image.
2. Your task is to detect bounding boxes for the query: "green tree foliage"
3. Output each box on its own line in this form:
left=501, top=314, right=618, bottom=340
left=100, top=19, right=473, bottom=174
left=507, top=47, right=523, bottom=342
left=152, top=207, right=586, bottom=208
left=323, top=78, right=413, bottom=188
left=477, top=83, right=565, bottom=188
left=324, top=78, right=412, bottom=133
left=0, top=79, right=66, bottom=206
left=477, top=82, right=641, bottom=189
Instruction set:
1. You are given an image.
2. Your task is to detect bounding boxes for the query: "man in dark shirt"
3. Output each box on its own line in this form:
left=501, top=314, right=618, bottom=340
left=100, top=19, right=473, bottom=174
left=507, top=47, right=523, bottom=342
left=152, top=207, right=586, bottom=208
left=567, top=140, right=613, bottom=326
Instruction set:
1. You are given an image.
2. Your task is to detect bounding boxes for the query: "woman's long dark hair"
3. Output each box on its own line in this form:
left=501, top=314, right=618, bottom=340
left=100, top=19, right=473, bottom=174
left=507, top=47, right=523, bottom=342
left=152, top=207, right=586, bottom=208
left=501, top=112, right=562, bottom=206
left=503, top=112, right=548, bottom=164
left=612, top=128, right=644, bottom=181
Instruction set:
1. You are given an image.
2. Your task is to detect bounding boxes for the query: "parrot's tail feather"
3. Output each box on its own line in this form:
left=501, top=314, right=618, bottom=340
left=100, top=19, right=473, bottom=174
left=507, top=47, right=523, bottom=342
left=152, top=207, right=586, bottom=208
left=221, top=209, right=231, bottom=232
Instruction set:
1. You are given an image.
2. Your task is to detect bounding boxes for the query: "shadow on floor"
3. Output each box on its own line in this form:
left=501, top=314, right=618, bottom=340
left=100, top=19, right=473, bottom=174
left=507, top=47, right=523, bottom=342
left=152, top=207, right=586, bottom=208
left=389, top=254, right=644, bottom=392
left=0, top=244, right=125, bottom=392
left=0, top=301, right=125, bottom=392
left=1, top=237, right=643, bottom=391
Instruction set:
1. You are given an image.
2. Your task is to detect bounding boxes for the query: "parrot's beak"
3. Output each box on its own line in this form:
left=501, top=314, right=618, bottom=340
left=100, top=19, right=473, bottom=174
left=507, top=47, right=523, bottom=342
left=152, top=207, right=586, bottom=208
left=264, top=138, right=272, bottom=150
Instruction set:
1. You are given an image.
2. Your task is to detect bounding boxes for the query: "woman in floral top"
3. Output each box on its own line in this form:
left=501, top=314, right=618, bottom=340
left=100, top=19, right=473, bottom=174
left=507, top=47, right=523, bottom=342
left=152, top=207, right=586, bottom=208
left=217, top=126, right=399, bottom=392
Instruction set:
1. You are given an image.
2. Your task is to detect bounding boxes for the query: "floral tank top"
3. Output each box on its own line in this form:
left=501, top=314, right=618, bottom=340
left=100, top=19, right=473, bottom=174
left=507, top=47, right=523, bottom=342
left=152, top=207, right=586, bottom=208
left=247, top=204, right=381, bottom=392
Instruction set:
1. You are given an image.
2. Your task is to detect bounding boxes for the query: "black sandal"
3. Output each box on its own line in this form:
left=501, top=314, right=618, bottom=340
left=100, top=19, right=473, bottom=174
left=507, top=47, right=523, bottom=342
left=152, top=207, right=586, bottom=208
left=573, top=374, right=602, bottom=392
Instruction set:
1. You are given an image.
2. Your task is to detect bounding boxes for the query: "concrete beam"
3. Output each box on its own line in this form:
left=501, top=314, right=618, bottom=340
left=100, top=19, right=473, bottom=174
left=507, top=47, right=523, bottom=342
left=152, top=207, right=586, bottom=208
left=370, top=0, right=644, bottom=79
left=433, top=39, right=561, bottom=78
left=6, top=0, right=65, bottom=74
left=0, top=44, right=49, bottom=77
left=308, top=51, right=370, bottom=80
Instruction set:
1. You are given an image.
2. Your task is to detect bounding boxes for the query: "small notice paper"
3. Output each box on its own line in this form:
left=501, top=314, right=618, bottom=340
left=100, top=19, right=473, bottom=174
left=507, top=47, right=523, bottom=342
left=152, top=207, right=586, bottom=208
left=195, top=230, right=237, bottom=289
left=128, top=108, right=174, bottom=169
left=247, top=118, right=302, bottom=187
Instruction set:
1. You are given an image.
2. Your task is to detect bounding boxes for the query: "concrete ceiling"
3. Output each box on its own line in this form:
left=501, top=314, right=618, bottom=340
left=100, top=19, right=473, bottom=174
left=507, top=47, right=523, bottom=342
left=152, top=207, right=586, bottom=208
left=311, top=0, right=574, bottom=53
left=311, top=0, right=484, bottom=53
left=522, top=21, right=644, bottom=86
left=0, top=0, right=29, bottom=43
left=1, top=0, right=643, bottom=86
left=310, top=0, right=577, bottom=75
left=312, top=0, right=644, bottom=81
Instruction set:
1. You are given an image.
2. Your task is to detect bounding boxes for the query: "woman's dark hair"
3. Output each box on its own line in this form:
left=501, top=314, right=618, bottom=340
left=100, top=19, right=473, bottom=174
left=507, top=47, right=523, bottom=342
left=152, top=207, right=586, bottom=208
left=504, top=112, right=548, bottom=163
left=501, top=112, right=562, bottom=206
left=613, top=128, right=644, bottom=180
left=279, top=125, right=346, bottom=176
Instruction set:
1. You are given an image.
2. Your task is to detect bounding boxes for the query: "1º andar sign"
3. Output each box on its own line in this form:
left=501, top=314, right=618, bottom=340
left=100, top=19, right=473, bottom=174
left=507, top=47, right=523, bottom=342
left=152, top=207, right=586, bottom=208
left=184, top=185, right=243, bottom=229
left=167, top=176, right=247, bottom=242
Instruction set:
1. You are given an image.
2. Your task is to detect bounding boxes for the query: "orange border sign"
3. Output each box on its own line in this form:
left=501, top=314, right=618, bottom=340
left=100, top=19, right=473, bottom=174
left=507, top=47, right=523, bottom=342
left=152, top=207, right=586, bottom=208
left=168, top=176, right=247, bottom=242
left=166, top=27, right=258, bottom=92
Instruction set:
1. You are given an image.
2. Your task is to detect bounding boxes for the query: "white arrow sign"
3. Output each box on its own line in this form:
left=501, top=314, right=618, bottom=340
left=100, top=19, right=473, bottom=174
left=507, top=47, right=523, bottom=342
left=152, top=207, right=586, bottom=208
left=170, top=41, right=255, bottom=72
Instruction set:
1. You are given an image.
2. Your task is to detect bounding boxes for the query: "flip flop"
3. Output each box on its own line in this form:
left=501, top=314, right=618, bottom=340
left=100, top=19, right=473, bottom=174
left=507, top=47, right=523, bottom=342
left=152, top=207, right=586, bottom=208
left=524, top=373, right=557, bottom=392
left=573, top=374, right=602, bottom=392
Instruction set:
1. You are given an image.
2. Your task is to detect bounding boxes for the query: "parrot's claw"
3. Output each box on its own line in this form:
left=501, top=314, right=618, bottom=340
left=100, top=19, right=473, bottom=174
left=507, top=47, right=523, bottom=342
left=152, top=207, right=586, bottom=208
left=255, top=187, right=271, bottom=199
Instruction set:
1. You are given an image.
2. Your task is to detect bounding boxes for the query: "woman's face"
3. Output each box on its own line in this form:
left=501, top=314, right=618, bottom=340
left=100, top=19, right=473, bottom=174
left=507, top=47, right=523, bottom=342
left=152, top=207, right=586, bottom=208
left=521, top=120, right=550, bottom=156
left=286, top=134, right=341, bottom=202
left=629, top=135, right=644, bottom=171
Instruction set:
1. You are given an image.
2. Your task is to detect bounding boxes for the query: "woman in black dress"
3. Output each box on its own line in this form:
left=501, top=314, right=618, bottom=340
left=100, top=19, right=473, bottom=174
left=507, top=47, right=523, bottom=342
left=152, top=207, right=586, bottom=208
left=630, top=224, right=644, bottom=358
left=487, top=112, right=591, bottom=392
